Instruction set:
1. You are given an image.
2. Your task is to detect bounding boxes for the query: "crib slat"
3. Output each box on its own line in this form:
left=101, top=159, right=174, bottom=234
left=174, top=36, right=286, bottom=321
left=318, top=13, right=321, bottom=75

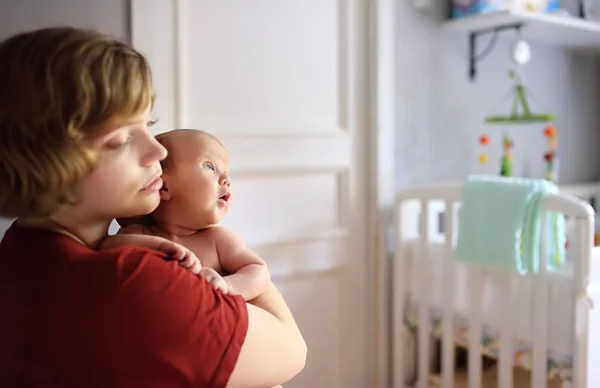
left=393, top=201, right=409, bottom=388
left=468, top=267, right=483, bottom=388
left=417, top=200, right=431, bottom=388
left=441, top=200, right=455, bottom=388
left=572, top=216, right=593, bottom=388
left=532, top=212, right=549, bottom=388
left=498, top=274, right=514, bottom=388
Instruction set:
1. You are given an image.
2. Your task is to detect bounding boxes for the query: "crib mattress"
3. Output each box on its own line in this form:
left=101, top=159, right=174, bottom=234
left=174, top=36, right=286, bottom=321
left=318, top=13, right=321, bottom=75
left=427, top=365, right=564, bottom=388
left=402, top=240, right=576, bottom=381
left=405, top=305, right=572, bottom=382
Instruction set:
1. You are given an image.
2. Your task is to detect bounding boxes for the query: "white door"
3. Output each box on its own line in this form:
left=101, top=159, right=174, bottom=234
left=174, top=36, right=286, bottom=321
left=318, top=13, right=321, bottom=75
left=131, top=1, right=371, bottom=387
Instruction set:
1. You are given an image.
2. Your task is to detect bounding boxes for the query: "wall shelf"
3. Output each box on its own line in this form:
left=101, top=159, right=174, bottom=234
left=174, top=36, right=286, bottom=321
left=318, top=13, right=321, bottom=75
left=443, top=11, right=600, bottom=80
left=444, top=11, right=600, bottom=47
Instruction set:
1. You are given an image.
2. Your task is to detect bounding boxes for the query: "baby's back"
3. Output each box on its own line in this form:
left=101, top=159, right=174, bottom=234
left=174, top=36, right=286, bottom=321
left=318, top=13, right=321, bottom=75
left=145, top=226, right=226, bottom=275
left=177, top=228, right=226, bottom=274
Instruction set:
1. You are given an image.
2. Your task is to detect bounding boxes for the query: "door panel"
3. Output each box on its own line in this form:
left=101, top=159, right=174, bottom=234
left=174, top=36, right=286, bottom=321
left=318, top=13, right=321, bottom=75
left=132, top=1, right=369, bottom=386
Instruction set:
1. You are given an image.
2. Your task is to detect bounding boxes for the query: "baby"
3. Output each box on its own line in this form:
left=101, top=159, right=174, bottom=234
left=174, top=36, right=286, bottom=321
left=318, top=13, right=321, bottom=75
left=101, top=129, right=270, bottom=301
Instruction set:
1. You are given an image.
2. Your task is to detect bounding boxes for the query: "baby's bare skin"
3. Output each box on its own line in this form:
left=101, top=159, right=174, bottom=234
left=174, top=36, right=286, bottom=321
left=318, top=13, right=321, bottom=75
left=166, top=226, right=224, bottom=272
left=101, top=129, right=270, bottom=301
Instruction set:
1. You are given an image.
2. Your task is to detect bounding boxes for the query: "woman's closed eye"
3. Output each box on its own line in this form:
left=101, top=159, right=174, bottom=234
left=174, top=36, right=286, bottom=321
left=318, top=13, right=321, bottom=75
left=105, top=136, right=132, bottom=150
left=100, top=118, right=157, bottom=150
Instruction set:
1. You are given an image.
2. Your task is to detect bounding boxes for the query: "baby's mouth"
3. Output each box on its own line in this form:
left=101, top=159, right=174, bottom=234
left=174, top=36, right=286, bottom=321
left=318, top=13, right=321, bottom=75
left=219, top=192, right=231, bottom=202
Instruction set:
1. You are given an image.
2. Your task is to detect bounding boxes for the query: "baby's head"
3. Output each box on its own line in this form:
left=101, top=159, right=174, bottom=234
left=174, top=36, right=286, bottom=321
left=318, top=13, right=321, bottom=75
left=153, top=129, right=232, bottom=230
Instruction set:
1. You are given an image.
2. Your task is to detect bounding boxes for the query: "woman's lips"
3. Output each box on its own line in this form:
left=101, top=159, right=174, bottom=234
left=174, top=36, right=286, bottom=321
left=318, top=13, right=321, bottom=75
left=142, top=176, right=163, bottom=192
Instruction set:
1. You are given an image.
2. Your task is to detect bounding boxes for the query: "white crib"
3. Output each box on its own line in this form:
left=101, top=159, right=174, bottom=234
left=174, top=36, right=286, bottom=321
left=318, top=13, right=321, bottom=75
left=392, top=181, right=600, bottom=388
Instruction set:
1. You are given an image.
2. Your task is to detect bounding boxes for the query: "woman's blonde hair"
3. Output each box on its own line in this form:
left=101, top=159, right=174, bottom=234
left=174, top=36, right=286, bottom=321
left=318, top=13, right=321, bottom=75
left=0, top=27, right=154, bottom=218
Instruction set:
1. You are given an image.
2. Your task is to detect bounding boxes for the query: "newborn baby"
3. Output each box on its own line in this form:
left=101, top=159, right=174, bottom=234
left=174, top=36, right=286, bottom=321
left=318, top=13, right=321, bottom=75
left=101, top=129, right=270, bottom=301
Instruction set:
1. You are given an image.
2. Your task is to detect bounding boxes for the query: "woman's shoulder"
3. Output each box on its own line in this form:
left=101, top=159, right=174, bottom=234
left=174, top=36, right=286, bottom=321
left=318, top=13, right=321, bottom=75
left=100, top=242, right=169, bottom=276
left=101, top=243, right=249, bottom=327
left=104, top=244, right=250, bottom=386
left=94, top=243, right=207, bottom=297
left=1, top=227, right=249, bottom=386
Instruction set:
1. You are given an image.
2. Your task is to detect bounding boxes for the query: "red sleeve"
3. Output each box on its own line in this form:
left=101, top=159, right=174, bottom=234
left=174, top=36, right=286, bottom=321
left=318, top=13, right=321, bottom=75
left=113, top=247, right=248, bottom=387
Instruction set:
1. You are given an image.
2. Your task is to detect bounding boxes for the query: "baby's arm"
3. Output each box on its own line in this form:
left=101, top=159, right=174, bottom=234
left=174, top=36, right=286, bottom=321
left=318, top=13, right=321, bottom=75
left=213, top=226, right=270, bottom=301
left=101, top=225, right=202, bottom=274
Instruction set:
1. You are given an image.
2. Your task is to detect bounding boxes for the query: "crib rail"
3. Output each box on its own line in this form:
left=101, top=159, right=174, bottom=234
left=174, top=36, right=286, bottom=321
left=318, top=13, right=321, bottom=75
left=560, top=182, right=600, bottom=210
left=392, top=182, right=594, bottom=388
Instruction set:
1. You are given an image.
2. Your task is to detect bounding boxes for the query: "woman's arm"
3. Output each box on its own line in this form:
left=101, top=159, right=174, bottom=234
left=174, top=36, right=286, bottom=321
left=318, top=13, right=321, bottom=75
left=116, top=249, right=305, bottom=388
left=226, top=283, right=307, bottom=387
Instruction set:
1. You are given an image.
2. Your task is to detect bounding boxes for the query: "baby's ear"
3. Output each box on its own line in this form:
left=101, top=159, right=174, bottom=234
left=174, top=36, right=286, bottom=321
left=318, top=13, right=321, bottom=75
left=159, top=178, right=172, bottom=201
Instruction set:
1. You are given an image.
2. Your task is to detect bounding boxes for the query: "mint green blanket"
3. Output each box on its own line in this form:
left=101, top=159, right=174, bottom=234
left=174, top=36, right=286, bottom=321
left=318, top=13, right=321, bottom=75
left=455, top=175, right=565, bottom=273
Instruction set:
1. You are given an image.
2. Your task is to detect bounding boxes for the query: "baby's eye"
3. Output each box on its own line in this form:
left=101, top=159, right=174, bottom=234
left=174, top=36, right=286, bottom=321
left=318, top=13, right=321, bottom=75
left=202, top=163, right=215, bottom=172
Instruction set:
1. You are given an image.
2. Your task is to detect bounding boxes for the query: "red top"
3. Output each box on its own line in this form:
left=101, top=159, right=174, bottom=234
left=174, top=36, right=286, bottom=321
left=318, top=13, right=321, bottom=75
left=0, top=223, right=248, bottom=388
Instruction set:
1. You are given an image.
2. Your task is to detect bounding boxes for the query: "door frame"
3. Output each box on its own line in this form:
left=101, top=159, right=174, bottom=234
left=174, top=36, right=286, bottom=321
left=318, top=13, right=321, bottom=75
left=367, top=0, right=396, bottom=387
left=129, top=1, right=397, bottom=386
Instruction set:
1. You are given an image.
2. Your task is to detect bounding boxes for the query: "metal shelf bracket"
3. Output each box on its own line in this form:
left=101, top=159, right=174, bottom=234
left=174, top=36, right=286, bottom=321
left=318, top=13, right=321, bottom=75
left=469, top=23, right=523, bottom=81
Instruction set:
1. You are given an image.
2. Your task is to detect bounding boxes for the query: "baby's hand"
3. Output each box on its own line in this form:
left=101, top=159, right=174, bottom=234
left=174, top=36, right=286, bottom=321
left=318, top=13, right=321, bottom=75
left=157, top=240, right=202, bottom=275
left=103, top=228, right=202, bottom=275
left=199, top=267, right=233, bottom=295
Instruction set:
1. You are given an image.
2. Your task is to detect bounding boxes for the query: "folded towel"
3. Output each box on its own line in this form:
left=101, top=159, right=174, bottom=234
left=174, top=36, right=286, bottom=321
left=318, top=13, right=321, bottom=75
left=455, top=175, right=565, bottom=274
left=521, top=180, right=566, bottom=272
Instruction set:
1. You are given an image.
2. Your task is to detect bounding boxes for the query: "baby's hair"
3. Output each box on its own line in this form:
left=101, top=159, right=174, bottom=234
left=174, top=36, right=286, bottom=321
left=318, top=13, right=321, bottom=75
left=0, top=27, right=154, bottom=218
left=155, top=129, right=222, bottom=171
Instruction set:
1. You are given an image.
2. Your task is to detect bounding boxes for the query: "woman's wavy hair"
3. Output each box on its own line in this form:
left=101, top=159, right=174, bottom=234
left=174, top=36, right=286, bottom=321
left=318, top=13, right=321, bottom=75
left=0, top=27, right=154, bottom=218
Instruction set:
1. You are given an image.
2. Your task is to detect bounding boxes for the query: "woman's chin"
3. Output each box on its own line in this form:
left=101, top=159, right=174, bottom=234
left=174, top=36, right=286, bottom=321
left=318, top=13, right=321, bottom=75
left=125, top=195, right=160, bottom=219
left=146, top=192, right=162, bottom=209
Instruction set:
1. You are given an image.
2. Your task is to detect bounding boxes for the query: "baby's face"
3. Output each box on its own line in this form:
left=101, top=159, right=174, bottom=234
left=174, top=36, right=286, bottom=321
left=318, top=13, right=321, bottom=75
left=162, top=131, right=232, bottom=229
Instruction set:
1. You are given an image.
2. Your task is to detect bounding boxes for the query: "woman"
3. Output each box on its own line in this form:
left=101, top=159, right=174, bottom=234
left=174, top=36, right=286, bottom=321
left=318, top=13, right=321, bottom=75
left=0, top=27, right=306, bottom=387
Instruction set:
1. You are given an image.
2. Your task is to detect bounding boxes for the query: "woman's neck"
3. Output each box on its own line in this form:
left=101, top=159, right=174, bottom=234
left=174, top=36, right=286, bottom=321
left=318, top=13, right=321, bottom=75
left=17, top=216, right=111, bottom=249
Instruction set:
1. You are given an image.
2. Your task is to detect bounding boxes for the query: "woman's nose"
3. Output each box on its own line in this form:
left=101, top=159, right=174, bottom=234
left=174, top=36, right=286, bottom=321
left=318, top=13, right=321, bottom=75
left=142, top=135, right=168, bottom=167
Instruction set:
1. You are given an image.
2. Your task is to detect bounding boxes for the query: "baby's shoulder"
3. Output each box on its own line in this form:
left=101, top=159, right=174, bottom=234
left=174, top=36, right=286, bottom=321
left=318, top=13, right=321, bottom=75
left=200, top=225, right=235, bottom=241
left=203, top=226, right=246, bottom=253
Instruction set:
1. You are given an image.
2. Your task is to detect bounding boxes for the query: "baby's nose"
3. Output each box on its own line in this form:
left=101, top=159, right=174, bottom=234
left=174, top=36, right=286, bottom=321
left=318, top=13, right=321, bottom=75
left=220, top=175, right=231, bottom=186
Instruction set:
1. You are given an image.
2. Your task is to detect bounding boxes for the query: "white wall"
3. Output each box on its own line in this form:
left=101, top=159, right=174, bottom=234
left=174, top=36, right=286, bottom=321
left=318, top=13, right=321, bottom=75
left=0, top=0, right=129, bottom=236
left=394, top=3, right=600, bottom=189
left=0, top=0, right=129, bottom=41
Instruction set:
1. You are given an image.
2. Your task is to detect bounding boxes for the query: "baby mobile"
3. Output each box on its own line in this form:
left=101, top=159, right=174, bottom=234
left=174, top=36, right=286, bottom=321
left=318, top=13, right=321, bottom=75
left=477, top=70, right=557, bottom=181
left=543, top=125, right=557, bottom=181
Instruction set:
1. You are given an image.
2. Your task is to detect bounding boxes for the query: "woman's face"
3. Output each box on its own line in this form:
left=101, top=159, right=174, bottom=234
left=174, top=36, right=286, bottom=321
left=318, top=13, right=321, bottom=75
left=71, top=109, right=167, bottom=222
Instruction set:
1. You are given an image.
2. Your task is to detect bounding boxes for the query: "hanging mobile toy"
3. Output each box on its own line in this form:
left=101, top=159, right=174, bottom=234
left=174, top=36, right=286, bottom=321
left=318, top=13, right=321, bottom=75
left=500, top=132, right=513, bottom=177
left=485, top=70, right=555, bottom=124
left=476, top=132, right=513, bottom=176
left=478, top=134, right=489, bottom=163
left=543, top=125, right=557, bottom=182
left=478, top=70, right=555, bottom=178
